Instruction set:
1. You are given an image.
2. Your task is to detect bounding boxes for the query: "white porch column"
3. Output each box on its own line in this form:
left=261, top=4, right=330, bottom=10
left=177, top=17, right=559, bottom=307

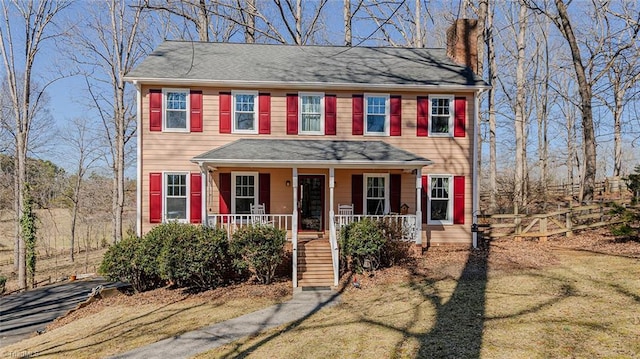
left=329, top=167, right=335, bottom=218
left=415, top=169, right=423, bottom=244
left=292, top=167, right=298, bottom=288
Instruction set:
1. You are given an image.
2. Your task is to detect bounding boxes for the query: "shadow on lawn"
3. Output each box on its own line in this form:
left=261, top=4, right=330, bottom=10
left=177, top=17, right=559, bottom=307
left=413, top=244, right=489, bottom=358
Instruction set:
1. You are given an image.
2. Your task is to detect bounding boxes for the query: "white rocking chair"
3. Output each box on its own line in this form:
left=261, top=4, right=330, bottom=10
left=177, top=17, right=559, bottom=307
left=250, top=203, right=272, bottom=225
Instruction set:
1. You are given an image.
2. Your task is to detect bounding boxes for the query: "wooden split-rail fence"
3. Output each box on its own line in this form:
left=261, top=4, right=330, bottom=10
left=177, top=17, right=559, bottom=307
left=475, top=203, right=633, bottom=242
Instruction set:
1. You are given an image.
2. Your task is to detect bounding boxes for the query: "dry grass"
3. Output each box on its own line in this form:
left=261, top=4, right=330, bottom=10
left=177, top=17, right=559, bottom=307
left=0, top=282, right=292, bottom=358
left=199, top=235, right=640, bottom=358
left=2, top=230, right=639, bottom=358
left=0, top=208, right=118, bottom=292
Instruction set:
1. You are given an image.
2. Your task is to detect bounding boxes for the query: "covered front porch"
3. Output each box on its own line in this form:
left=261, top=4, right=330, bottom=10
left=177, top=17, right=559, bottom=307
left=192, top=139, right=432, bottom=287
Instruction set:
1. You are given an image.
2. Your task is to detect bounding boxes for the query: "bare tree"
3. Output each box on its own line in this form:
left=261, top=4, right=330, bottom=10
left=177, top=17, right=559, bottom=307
left=60, top=118, right=101, bottom=262
left=525, top=0, right=640, bottom=202
left=485, top=0, right=498, bottom=212
left=513, top=1, right=528, bottom=208
left=65, top=0, right=150, bottom=243
left=0, top=0, right=70, bottom=289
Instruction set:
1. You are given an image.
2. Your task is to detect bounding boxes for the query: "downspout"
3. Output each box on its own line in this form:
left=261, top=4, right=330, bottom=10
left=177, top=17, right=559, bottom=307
left=472, top=89, right=483, bottom=249
left=134, top=81, right=142, bottom=237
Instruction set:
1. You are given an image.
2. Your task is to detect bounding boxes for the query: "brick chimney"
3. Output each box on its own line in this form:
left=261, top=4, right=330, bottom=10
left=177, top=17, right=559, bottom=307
left=446, top=19, right=479, bottom=75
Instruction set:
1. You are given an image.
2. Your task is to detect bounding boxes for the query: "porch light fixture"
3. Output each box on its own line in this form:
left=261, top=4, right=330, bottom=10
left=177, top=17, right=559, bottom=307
left=286, top=180, right=291, bottom=187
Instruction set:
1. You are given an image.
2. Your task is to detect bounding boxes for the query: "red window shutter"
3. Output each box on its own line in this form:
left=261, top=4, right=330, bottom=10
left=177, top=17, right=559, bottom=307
left=190, top=173, right=202, bottom=223
left=259, top=93, right=271, bottom=134
left=352, top=95, right=363, bottom=135
left=149, top=172, right=162, bottom=223
left=422, top=176, right=428, bottom=223
left=352, top=174, right=363, bottom=214
left=219, top=173, right=231, bottom=215
left=454, top=97, right=466, bottom=137
left=190, top=90, right=203, bottom=132
left=453, top=176, right=465, bottom=224
left=390, top=174, right=401, bottom=213
left=417, top=96, right=429, bottom=137
left=325, top=94, right=337, bottom=135
left=219, top=92, right=231, bottom=134
left=286, top=94, right=298, bottom=135
left=390, top=95, right=402, bottom=136
left=259, top=173, right=271, bottom=213
left=149, top=89, right=162, bottom=132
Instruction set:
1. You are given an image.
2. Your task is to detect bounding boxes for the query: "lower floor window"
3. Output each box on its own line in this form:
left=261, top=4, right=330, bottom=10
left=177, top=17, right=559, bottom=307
left=233, top=172, right=258, bottom=214
left=165, top=173, right=188, bottom=221
left=428, top=175, right=452, bottom=224
left=365, top=174, right=388, bottom=215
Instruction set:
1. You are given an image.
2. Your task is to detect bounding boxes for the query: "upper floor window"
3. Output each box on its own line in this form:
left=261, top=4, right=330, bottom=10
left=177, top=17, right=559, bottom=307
left=364, top=173, right=389, bottom=215
left=165, top=172, right=188, bottom=222
left=233, top=91, right=258, bottom=134
left=429, top=95, right=454, bottom=136
left=365, top=94, right=389, bottom=136
left=163, top=89, right=190, bottom=131
left=299, top=93, right=324, bottom=135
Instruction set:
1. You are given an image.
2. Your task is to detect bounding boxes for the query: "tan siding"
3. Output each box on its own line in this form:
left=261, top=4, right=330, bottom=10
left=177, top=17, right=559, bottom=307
left=140, top=85, right=476, bottom=244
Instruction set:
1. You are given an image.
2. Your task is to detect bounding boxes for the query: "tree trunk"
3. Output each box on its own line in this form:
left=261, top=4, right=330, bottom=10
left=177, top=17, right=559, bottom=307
left=196, top=0, right=209, bottom=41
left=554, top=0, right=596, bottom=202
left=514, top=1, right=528, bottom=208
left=245, top=0, right=256, bottom=43
left=613, top=85, right=623, bottom=178
left=487, top=0, right=498, bottom=212
left=295, top=0, right=302, bottom=45
left=414, top=0, right=422, bottom=47
left=344, top=0, right=351, bottom=46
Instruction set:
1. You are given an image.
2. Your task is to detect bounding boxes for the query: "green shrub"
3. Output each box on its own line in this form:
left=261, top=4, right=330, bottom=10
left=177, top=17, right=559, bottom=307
left=339, top=218, right=386, bottom=273
left=99, top=230, right=164, bottom=292
left=230, top=224, right=286, bottom=284
left=379, top=217, right=413, bottom=267
left=158, top=225, right=232, bottom=289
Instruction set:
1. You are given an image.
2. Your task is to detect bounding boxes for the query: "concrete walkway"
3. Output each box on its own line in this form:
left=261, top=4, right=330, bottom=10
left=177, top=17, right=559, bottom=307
left=112, top=288, right=341, bottom=359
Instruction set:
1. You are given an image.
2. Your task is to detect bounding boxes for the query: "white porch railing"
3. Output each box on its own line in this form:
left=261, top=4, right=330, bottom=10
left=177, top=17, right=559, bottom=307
left=334, top=214, right=419, bottom=242
left=206, top=214, right=293, bottom=240
left=328, top=212, right=339, bottom=286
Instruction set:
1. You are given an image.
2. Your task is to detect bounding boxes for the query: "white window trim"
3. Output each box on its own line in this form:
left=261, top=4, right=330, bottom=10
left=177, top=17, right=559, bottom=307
left=427, top=174, right=453, bottom=225
left=428, top=95, right=455, bottom=137
left=162, top=88, right=190, bottom=132
left=232, top=90, right=259, bottom=134
left=364, top=93, right=390, bottom=136
left=231, top=171, right=259, bottom=214
left=298, top=92, right=325, bottom=135
left=363, top=173, right=390, bottom=215
left=163, top=171, right=189, bottom=223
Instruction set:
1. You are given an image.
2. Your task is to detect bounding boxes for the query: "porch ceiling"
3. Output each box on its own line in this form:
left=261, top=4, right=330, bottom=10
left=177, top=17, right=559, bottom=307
left=191, top=139, right=432, bottom=169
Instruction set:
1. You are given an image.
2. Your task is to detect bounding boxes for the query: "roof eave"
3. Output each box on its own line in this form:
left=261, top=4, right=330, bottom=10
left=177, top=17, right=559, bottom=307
left=123, top=77, right=491, bottom=91
left=189, top=158, right=433, bottom=169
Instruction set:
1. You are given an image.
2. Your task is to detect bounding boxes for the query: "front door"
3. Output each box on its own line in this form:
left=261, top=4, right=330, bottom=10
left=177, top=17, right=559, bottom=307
left=298, top=175, right=325, bottom=231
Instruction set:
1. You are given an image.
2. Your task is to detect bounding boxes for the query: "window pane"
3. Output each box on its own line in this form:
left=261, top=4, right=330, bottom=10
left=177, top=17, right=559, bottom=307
left=236, top=198, right=253, bottom=214
left=235, top=94, right=254, bottom=111
left=367, top=199, right=384, bottom=215
left=236, top=113, right=255, bottom=130
left=431, top=199, right=449, bottom=221
left=167, top=92, right=187, bottom=110
left=166, top=198, right=187, bottom=220
left=166, top=110, right=186, bottom=129
left=367, top=114, right=385, bottom=133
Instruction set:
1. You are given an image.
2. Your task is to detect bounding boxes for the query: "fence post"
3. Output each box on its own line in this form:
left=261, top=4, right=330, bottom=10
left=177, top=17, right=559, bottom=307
left=565, top=207, right=573, bottom=237
left=540, top=216, right=548, bottom=242
left=514, top=203, right=522, bottom=241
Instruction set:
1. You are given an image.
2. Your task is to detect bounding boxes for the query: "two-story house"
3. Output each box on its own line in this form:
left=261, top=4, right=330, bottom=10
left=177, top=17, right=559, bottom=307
left=125, top=19, right=489, bottom=288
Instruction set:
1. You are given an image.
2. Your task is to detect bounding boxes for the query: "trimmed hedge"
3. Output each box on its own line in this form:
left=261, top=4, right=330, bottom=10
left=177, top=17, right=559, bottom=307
left=231, top=224, right=287, bottom=284
left=340, top=217, right=413, bottom=273
left=99, top=223, right=235, bottom=292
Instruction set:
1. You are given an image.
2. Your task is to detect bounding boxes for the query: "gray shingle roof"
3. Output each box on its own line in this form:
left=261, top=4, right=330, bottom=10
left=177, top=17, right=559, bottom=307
left=191, top=139, right=432, bottom=168
left=126, top=41, right=488, bottom=89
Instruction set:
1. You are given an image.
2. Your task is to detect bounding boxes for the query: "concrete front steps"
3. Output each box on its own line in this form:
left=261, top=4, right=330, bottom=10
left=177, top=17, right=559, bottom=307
left=297, top=236, right=334, bottom=287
